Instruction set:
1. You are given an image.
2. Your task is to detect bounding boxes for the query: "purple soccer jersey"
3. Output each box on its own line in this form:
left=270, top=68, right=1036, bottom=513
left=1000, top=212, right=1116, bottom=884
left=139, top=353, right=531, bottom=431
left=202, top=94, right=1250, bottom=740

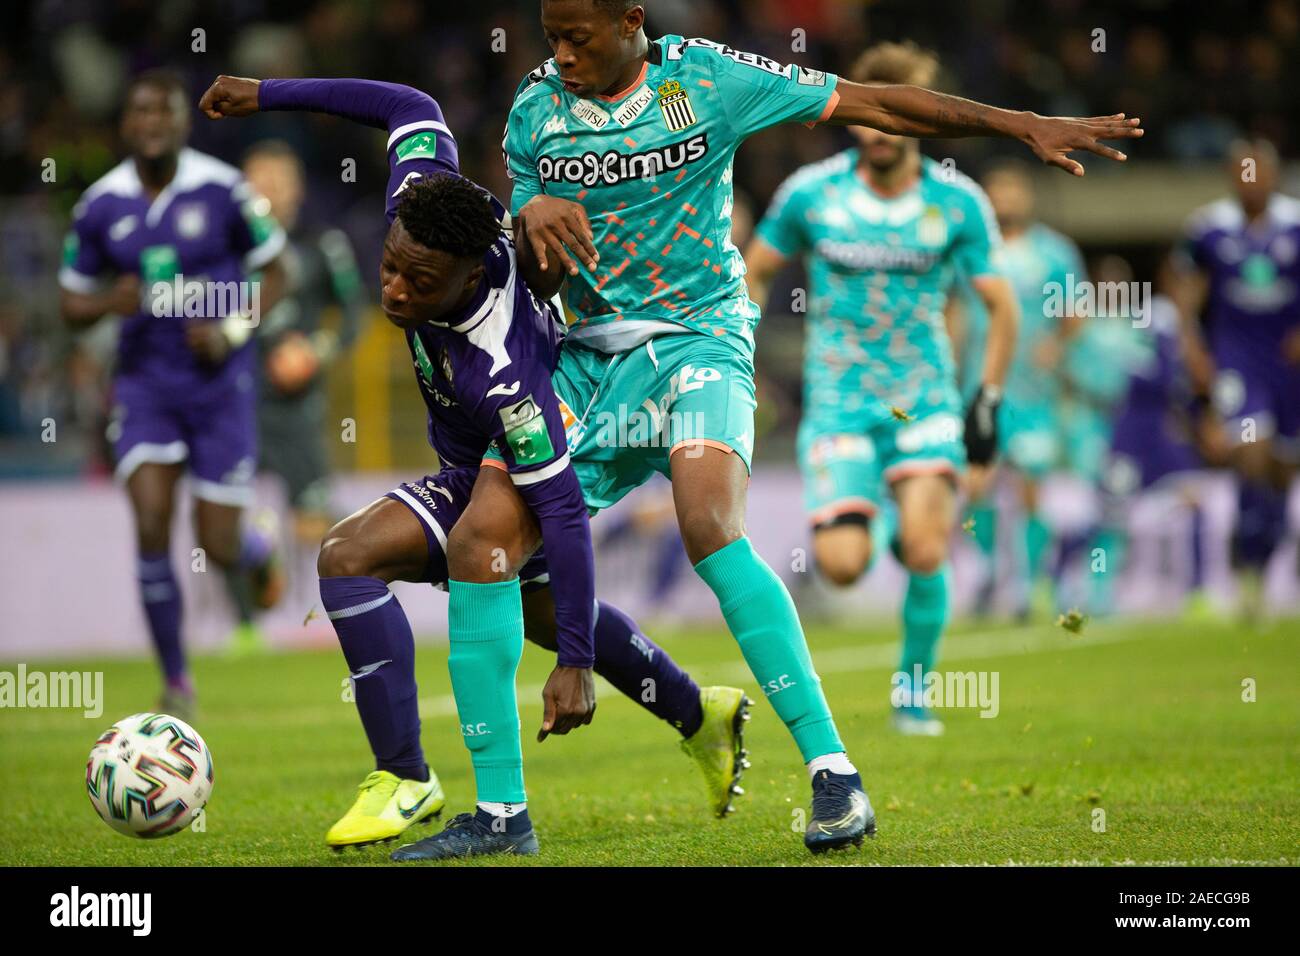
left=1105, top=296, right=1199, bottom=494
left=60, top=148, right=286, bottom=502
left=259, top=78, right=595, bottom=667
left=1180, top=194, right=1300, bottom=446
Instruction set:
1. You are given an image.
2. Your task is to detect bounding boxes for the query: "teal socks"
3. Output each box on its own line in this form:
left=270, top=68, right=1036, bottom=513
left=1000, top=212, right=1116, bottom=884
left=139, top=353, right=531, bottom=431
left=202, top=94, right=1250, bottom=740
left=899, top=565, right=950, bottom=685
left=447, top=579, right=526, bottom=804
left=968, top=503, right=997, bottom=558
left=694, top=537, right=843, bottom=762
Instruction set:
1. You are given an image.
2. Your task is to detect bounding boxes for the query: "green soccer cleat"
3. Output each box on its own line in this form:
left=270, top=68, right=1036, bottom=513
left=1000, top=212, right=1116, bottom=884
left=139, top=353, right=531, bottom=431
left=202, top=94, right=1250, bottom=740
left=326, top=769, right=445, bottom=850
left=680, top=686, right=752, bottom=818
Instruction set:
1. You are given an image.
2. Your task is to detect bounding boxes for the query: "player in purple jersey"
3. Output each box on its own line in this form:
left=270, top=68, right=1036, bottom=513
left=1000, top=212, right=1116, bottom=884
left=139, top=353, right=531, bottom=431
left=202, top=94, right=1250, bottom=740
left=59, top=70, right=288, bottom=718
left=1099, top=261, right=1213, bottom=616
left=1172, top=139, right=1300, bottom=616
left=201, top=75, right=751, bottom=859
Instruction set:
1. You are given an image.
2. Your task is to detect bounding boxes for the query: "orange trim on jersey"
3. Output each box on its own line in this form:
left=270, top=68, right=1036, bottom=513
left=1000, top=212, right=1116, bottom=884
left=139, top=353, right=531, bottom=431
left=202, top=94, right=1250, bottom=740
left=805, top=89, right=841, bottom=128
left=884, top=459, right=958, bottom=483
left=597, top=61, right=649, bottom=102
left=669, top=438, right=738, bottom=459
left=808, top=497, right=879, bottom=527
left=480, top=458, right=508, bottom=472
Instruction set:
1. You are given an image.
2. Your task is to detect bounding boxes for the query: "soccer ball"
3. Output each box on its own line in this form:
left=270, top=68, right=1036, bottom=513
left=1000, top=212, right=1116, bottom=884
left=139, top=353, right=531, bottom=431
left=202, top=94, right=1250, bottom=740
left=85, top=712, right=214, bottom=838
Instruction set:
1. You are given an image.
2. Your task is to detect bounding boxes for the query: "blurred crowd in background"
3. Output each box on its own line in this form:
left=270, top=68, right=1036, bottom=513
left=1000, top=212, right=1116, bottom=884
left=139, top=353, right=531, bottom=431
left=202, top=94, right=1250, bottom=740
left=2, top=0, right=1298, bottom=474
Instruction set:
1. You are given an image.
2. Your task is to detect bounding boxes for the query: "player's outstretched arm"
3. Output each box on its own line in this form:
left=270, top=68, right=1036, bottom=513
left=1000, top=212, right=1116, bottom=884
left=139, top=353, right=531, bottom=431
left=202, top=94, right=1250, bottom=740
left=827, top=82, right=1143, bottom=176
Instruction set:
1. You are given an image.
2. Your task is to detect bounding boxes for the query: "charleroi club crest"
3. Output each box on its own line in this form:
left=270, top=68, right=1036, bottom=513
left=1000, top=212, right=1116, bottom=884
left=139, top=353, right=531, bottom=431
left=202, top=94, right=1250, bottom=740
left=657, top=79, right=697, bottom=132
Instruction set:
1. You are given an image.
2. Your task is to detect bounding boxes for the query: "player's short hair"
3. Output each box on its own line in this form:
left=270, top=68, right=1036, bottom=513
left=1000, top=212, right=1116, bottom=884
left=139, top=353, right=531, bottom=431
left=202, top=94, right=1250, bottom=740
left=545, top=0, right=638, bottom=19
left=242, top=139, right=305, bottom=176
left=395, top=174, right=500, bottom=261
left=848, top=41, right=939, bottom=87
left=126, top=68, right=188, bottom=105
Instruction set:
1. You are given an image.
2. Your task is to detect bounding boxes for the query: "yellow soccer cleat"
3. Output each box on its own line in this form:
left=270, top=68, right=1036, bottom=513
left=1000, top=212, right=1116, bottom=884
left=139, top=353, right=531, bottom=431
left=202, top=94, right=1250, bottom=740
left=327, top=769, right=445, bottom=850
left=680, top=686, right=752, bottom=818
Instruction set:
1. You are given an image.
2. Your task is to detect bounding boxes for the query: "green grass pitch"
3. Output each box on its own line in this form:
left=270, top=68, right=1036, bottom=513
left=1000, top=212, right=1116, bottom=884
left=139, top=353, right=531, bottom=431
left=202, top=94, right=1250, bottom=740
left=2, top=617, right=1296, bottom=866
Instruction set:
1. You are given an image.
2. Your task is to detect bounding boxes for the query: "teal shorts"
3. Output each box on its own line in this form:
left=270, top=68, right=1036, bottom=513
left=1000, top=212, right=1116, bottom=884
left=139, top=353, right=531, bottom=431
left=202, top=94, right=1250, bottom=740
left=999, top=399, right=1061, bottom=479
left=797, top=387, right=965, bottom=527
left=488, top=331, right=757, bottom=514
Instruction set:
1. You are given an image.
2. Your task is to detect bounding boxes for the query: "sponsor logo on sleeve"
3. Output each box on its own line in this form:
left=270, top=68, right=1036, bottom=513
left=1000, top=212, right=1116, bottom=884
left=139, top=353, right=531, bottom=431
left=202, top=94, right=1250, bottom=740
left=499, top=395, right=556, bottom=465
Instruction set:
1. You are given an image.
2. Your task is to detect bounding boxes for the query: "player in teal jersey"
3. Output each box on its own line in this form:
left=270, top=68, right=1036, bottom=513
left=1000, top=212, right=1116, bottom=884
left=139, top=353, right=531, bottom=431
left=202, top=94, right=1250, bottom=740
left=484, top=0, right=1140, bottom=850
left=956, top=163, right=1088, bottom=620
left=744, top=43, right=1020, bottom=737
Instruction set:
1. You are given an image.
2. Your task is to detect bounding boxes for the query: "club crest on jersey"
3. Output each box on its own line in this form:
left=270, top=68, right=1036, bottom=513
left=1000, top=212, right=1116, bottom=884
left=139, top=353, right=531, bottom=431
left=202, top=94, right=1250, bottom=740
left=917, top=206, right=948, bottom=247
left=657, top=79, right=697, bottom=132
left=175, top=203, right=208, bottom=239
left=439, top=345, right=454, bottom=386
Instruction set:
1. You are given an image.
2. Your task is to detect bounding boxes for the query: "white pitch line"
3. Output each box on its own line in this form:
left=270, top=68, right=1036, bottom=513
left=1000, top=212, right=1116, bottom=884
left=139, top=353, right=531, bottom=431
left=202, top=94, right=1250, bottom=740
left=417, top=623, right=1150, bottom=719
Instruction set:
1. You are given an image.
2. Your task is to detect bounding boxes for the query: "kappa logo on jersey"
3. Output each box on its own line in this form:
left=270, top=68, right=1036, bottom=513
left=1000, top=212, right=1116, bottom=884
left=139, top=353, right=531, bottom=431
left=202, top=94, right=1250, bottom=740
left=657, top=79, right=697, bottom=132
left=546, top=113, right=571, bottom=134
left=536, top=134, right=708, bottom=187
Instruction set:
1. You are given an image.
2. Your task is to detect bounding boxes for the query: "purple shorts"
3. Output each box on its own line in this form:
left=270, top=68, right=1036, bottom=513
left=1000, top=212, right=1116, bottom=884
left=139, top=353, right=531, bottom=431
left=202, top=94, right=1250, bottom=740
left=109, top=371, right=257, bottom=506
left=1212, top=338, right=1300, bottom=458
left=385, top=466, right=551, bottom=590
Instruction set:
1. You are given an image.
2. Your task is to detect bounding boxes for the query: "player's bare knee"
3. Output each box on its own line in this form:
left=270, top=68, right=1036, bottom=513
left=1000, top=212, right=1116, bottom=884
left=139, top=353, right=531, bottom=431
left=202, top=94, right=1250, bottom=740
left=447, top=516, right=529, bottom=582
left=317, top=528, right=374, bottom=579
left=814, top=540, right=872, bottom=587
left=900, top=535, right=947, bottom=575
left=677, top=509, right=744, bottom=565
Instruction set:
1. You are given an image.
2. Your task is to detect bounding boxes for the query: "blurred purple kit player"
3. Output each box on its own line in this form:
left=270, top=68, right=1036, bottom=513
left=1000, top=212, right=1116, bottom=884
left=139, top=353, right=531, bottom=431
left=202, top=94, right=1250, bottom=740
left=254, top=79, right=713, bottom=793
left=59, top=73, right=286, bottom=707
left=62, top=152, right=284, bottom=495
left=1179, top=189, right=1300, bottom=569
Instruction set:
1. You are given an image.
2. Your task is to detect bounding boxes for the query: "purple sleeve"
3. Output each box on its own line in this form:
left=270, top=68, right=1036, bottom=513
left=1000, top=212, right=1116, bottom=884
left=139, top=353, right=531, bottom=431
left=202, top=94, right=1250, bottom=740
left=258, top=78, right=461, bottom=222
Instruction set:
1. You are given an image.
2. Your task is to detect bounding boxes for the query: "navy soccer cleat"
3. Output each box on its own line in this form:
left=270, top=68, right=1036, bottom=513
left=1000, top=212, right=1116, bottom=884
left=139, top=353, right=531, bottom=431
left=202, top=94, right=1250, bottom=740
left=390, top=809, right=539, bottom=861
left=804, top=769, right=876, bottom=853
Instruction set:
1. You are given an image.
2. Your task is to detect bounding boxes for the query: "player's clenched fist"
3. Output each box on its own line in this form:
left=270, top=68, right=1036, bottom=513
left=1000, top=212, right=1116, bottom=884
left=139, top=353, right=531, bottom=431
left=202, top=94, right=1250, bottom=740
left=199, top=75, right=262, bottom=119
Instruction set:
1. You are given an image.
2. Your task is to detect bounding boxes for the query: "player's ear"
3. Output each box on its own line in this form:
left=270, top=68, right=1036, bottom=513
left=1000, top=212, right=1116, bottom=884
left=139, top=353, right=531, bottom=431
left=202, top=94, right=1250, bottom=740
left=463, top=262, right=486, bottom=295
left=623, top=4, right=644, bottom=36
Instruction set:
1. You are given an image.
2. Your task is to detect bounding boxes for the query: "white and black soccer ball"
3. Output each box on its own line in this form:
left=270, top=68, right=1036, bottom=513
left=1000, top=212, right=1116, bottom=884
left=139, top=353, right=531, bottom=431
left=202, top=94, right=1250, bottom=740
left=85, top=713, right=214, bottom=838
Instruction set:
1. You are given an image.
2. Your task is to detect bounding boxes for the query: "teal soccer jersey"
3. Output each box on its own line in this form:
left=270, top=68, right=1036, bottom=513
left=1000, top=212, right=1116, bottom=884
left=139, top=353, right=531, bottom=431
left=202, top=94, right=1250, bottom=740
left=504, top=35, right=840, bottom=360
left=954, top=223, right=1087, bottom=475
left=755, top=150, right=1001, bottom=519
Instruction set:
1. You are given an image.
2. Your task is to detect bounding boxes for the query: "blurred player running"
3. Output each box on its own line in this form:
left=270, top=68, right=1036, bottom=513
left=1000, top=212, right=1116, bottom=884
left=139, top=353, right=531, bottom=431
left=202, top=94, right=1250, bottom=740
left=218, top=140, right=369, bottom=654
left=1097, top=257, right=1214, bottom=615
left=60, top=70, right=288, bottom=718
left=956, top=161, right=1088, bottom=620
left=200, top=75, right=750, bottom=859
left=500, top=1, right=1139, bottom=848
left=1173, top=139, right=1300, bottom=619
left=745, top=43, right=1019, bottom=738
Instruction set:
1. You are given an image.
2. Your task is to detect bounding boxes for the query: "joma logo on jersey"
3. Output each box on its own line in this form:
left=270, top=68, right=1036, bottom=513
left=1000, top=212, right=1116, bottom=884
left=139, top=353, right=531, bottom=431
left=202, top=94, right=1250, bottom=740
left=537, top=133, right=708, bottom=187
left=657, top=79, right=697, bottom=132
